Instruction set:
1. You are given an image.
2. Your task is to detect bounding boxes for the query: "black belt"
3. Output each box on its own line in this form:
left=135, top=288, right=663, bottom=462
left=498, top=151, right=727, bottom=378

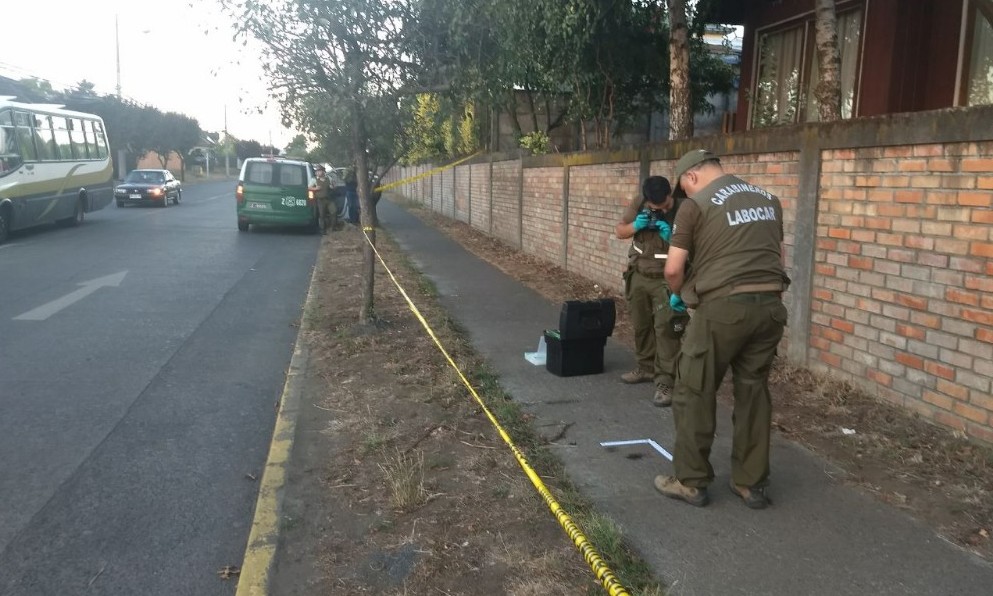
left=726, top=292, right=781, bottom=304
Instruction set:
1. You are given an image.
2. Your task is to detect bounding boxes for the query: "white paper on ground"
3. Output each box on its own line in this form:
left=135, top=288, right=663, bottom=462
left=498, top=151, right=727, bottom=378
left=524, top=335, right=547, bottom=365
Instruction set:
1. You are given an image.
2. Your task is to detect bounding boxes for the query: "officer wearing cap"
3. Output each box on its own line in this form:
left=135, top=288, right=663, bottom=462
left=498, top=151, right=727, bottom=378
left=654, top=149, right=790, bottom=509
left=615, top=175, right=685, bottom=407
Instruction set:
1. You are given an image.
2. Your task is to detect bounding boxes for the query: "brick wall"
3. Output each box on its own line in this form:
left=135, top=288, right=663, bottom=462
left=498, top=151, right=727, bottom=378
left=385, top=107, right=993, bottom=443
left=811, top=142, right=993, bottom=442
left=440, top=168, right=455, bottom=217
left=491, top=160, right=521, bottom=247
left=454, top=165, right=470, bottom=223
left=470, top=163, right=490, bottom=232
left=567, top=163, right=641, bottom=288
left=522, top=167, right=565, bottom=266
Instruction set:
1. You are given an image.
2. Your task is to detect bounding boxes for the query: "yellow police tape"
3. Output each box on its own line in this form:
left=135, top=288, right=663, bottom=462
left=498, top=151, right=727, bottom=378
left=373, top=151, right=483, bottom=194
left=362, top=229, right=632, bottom=596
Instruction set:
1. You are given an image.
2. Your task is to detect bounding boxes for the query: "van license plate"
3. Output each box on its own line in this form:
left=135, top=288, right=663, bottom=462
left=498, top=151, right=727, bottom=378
left=249, top=202, right=269, bottom=210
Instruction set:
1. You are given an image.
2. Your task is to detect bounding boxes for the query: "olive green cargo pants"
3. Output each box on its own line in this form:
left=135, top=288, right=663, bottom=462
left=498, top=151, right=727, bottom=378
left=671, top=293, right=787, bottom=488
left=624, top=269, right=680, bottom=386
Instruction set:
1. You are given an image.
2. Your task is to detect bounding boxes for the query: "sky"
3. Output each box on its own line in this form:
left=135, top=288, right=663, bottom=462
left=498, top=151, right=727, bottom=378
left=0, top=0, right=297, bottom=148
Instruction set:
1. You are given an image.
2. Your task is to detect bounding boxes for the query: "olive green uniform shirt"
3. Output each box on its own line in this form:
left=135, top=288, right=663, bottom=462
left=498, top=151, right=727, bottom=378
left=669, top=174, right=788, bottom=306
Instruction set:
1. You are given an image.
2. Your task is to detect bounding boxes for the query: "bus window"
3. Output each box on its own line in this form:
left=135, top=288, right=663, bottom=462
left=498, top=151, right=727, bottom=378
left=0, top=124, right=22, bottom=176
left=69, top=118, right=88, bottom=159
left=52, top=117, right=73, bottom=160
left=33, top=115, right=56, bottom=160
left=93, top=121, right=108, bottom=159
left=11, top=111, right=36, bottom=161
left=82, top=120, right=99, bottom=159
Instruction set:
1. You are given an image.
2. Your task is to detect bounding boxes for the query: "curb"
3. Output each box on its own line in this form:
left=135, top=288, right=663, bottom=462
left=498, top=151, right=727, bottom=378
left=236, top=245, right=323, bottom=596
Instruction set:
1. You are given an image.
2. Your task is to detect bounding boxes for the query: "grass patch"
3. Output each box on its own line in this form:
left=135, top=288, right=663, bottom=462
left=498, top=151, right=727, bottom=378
left=378, top=448, right=428, bottom=511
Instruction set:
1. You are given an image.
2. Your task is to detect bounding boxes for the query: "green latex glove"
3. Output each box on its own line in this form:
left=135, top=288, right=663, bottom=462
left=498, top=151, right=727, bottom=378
left=658, top=220, right=672, bottom=242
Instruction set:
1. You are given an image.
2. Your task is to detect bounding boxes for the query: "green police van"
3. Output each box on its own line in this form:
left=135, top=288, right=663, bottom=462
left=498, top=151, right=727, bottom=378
left=235, top=156, right=319, bottom=233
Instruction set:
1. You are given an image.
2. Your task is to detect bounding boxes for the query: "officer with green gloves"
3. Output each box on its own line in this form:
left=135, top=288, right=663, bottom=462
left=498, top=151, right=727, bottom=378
left=615, top=176, right=685, bottom=407
left=654, top=149, right=790, bottom=510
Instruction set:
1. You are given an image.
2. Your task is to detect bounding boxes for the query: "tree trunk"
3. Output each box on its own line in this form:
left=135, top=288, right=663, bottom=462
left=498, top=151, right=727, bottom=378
left=814, top=0, right=842, bottom=121
left=352, top=98, right=376, bottom=325
left=666, top=0, right=693, bottom=140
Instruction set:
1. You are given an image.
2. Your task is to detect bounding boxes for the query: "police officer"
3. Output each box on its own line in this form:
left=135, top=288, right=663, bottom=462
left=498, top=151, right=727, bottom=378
left=314, top=165, right=335, bottom=234
left=654, top=150, right=790, bottom=509
left=615, top=175, right=684, bottom=407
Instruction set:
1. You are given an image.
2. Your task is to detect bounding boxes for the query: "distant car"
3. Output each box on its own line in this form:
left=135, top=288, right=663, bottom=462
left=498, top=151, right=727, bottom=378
left=235, top=157, right=319, bottom=233
left=115, top=169, right=182, bottom=207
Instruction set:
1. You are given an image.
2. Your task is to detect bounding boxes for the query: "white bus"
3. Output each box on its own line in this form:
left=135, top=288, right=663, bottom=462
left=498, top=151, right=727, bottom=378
left=0, top=97, right=114, bottom=244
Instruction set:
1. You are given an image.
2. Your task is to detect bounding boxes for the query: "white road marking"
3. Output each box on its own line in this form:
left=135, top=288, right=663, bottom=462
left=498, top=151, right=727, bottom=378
left=14, top=271, right=128, bottom=321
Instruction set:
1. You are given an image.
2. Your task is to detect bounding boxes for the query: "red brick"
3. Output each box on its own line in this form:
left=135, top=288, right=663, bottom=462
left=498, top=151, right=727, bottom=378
left=820, top=352, right=843, bottom=367
left=895, top=323, right=926, bottom=340
left=965, top=275, right=993, bottom=292
left=972, top=392, right=993, bottom=413
left=895, top=189, right=924, bottom=203
left=958, top=192, right=992, bottom=207
left=911, top=175, right=941, bottom=188
left=821, top=327, right=844, bottom=343
left=896, top=352, right=925, bottom=369
left=864, top=217, right=891, bottom=230
left=811, top=337, right=831, bottom=351
left=827, top=228, right=851, bottom=240
left=962, top=158, right=993, bottom=172
left=966, top=422, right=993, bottom=445
left=925, top=191, right=958, bottom=206
left=832, top=318, right=856, bottom=334
left=953, top=225, right=990, bottom=240
left=813, top=288, right=833, bottom=301
left=910, top=312, right=941, bottom=328
left=923, top=390, right=954, bottom=410
left=815, top=263, right=836, bottom=276
left=953, top=402, right=989, bottom=424
left=973, top=210, right=993, bottom=224
left=935, top=238, right=970, bottom=253
left=867, top=190, right=892, bottom=202
left=848, top=256, right=874, bottom=270
left=977, top=327, right=993, bottom=344
left=867, top=369, right=893, bottom=386
left=894, top=294, right=927, bottom=310
left=962, top=308, right=993, bottom=325
left=927, top=158, right=955, bottom=172
left=971, top=242, right=993, bottom=258
left=906, top=205, right=938, bottom=218
left=936, top=379, right=970, bottom=401
left=934, top=410, right=968, bottom=431
left=925, top=360, right=956, bottom=381
left=904, top=236, right=934, bottom=250
left=946, top=288, right=981, bottom=306
left=913, top=145, right=944, bottom=157
left=978, top=176, right=993, bottom=190
left=817, top=238, right=838, bottom=251
left=878, top=204, right=905, bottom=217
left=851, top=230, right=876, bottom=242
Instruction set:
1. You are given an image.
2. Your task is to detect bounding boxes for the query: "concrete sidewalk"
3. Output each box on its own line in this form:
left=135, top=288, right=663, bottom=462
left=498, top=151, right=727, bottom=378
left=378, top=198, right=993, bottom=595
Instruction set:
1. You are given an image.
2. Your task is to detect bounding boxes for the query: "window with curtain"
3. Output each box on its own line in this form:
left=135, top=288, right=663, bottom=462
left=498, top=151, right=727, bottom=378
left=751, top=7, right=864, bottom=128
left=752, top=25, right=805, bottom=128
left=966, top=0, right=993, bottom=106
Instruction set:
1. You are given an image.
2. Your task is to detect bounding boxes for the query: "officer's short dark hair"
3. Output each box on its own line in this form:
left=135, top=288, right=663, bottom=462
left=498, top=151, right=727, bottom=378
left=642, top=176, right=671, bottom=204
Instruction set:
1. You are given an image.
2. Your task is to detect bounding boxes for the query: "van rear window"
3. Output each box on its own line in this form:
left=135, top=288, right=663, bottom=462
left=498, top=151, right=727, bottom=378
left=246, top=162, right=275, bottom=184
left=279, top=165, right=305, bottom=186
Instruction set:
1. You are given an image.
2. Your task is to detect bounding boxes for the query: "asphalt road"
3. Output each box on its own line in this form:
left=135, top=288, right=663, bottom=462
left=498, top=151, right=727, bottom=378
left=0, top=180, right=319, bottom=595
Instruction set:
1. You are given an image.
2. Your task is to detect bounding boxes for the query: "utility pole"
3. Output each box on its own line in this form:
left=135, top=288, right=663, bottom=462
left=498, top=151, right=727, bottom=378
left=115, top=14, right=122, bottom=97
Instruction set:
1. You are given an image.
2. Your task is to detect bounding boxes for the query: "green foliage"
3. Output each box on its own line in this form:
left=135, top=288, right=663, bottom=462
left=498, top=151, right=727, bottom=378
left=402, top=93, right=446, bottom=164
left=283, top=133, right=310, bottom=158
left=411, top=0, right=735, bottom=149
left=518, top=130, right=550, bottom=155
left=457, top=103, right=478, bottom=155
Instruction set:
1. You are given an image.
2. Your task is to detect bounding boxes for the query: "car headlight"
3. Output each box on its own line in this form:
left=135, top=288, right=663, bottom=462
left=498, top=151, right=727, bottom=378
left=149, top=188, right=164, bottom=196
left=115, top=188, right=125, bottom=195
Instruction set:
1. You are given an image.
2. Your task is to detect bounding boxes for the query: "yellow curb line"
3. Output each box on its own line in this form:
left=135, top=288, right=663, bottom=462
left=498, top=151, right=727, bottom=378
left=235, top=254, right=322, bottom=596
